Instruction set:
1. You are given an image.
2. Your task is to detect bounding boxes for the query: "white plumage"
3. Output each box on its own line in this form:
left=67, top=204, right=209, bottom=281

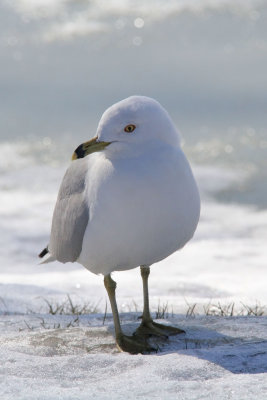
left=78, top=96, right=200, bottom=274
left=40, top=95, right=200, bottom=354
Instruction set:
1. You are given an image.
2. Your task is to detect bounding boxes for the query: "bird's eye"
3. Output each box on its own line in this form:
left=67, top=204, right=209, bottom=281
left=124, top=124, right=136, bottom=133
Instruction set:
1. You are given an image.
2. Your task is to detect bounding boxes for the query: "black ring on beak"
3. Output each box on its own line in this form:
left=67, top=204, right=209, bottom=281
left=73, top=143, right=86, bottom=159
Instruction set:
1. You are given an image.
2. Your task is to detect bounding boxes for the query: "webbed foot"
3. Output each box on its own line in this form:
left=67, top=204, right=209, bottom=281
left=134, top=320, right=185, bottom=338
left=116, top=333, right=158, bottom=354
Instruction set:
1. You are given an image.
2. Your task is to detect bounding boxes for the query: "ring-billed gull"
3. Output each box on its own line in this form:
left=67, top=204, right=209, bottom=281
left=39, top=96, right=200, bottom=354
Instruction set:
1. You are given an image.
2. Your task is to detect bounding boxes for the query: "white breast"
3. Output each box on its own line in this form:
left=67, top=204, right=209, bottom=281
left=78, top=146, right=200, bottom=275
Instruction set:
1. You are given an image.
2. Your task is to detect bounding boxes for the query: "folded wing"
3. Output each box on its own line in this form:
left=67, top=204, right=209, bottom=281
left=47, top=158, right=89, bottom=263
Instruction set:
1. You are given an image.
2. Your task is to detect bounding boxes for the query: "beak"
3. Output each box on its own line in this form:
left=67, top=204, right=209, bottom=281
left=72, top=136, right=112, bottom=160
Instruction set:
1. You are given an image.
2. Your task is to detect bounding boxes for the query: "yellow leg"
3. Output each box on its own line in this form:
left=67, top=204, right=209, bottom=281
left=135, top=266, right=185, bottom=338
left=140, top=266, right=153, bottom=322
left=104, top=274, right=157, bottom=354
left=104, top=274, right=122, bottom=339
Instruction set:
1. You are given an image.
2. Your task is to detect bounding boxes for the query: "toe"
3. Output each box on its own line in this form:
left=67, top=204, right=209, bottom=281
left=134, top=320, right=185, bottom=338
left=152, top=321, right=185, bottom=335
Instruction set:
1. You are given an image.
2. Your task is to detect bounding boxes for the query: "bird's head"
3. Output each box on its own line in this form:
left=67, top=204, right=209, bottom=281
left=72, top=96, right=180, bottom=160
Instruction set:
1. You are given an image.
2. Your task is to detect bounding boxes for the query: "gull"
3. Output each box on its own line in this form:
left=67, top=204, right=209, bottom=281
left=39, top=96, right=200, bottom=354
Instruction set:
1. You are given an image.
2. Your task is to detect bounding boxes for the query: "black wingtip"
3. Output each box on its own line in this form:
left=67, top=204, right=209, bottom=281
left=38, top=246, right=49, bottom=258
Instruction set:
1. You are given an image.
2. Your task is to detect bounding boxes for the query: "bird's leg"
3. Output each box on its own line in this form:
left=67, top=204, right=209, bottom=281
left=104, top=274, right=123, bottom=339
left=104, top=274, right=157, bottom=354
left=134, top=266, right=185, bottom=338
left=141, top=266, right=152, bottom=322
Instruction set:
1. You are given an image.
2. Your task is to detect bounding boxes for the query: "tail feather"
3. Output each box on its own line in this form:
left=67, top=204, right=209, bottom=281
left=39, top=254, right=56, bottom=264
left=38, top=246, right=55, bottom=264
left=39, top=246, right=49, bottom=258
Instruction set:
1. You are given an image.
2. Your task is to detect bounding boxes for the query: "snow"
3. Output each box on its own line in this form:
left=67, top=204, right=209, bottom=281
left=1, top=150, right=267, bottom=399
left=1, top=313, right=267, bottom=399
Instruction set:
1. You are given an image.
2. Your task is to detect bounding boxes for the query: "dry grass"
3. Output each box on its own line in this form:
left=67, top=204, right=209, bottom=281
left=203, top=301, right=236, bottom=317
left=2, top=295, right=266, bottom=333
left=40, top=295, right=101, bottom=316
left=155, top=301, right=174, bottom=319
left=186, top=300, right=266, bottom=317
left=240, top=301, right=265, bottom=316
left=21, top=295, right=102, bottom=330
left=38, top=316, right=80, bottom=329
left=154, top=300, right=266, bottom=319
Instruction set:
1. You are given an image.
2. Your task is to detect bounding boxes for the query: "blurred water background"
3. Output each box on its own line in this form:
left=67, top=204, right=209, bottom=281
left=0, top=0, right=267, bottom=309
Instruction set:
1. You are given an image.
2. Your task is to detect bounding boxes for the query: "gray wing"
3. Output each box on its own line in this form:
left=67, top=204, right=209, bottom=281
left=48, top=158, right=89, bottom=263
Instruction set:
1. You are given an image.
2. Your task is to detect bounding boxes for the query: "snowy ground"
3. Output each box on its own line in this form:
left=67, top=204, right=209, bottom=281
left=1, top=159, right=267, bottom=399
left=1, top=313, right=267, bottom=399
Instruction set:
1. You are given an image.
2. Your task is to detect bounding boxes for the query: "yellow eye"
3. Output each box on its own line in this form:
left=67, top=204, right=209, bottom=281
left=124, top=124, right=136, bottom=133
